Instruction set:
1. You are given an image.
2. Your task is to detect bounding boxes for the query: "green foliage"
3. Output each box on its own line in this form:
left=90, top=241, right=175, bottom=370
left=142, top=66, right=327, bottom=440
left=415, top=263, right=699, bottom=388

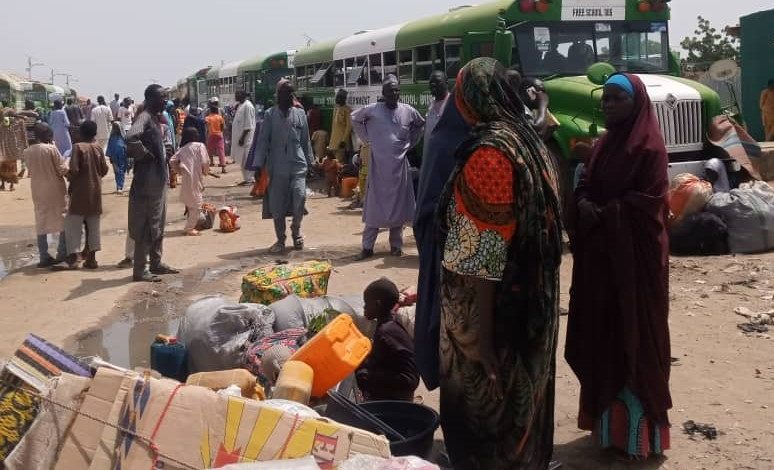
left=680, top=16, right=739, bottom=71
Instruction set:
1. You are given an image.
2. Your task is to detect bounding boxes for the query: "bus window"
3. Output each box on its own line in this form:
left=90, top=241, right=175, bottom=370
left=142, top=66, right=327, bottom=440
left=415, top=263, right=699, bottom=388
left=415, top=45, right=434, bottom=82
left=369, top=53, right=383, bottom=84
left=433, top=44, right=443, bottom=73
left=383, top=51, right=397, bottom=78
left=471, top=42, right=495, bottom=59
left=347, top=56, right=368, bottom=86
left=334, top=60, right=345, bottom=87
left=295, top=66, right=306, bottom=89
left=310, top=62, right=332, bottom=88
left=399, top=49, right=413, bottom=83
left=513, top=21, right=669, bottom=77
left=444, top=40, right=461, bottom=78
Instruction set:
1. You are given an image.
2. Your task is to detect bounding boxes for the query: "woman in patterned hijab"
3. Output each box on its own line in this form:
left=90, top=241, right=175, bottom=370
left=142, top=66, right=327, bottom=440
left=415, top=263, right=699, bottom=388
left=437, top=57, right=562, bottom=469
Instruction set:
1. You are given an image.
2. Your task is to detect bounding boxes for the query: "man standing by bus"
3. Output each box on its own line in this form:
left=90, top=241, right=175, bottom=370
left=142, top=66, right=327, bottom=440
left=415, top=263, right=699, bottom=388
left=232, top=90, right=257, bottom=185
left=328, top=89, right=352, bottom=164
left=425, top=71, right=449, bottom=144
left=254, top=79, right=313, bottom=254
left=351, top=75, right=425, bottom=260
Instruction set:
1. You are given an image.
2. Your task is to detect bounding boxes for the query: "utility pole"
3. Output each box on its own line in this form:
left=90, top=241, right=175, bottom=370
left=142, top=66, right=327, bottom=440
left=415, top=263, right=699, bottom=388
left=54, top=73, right=77, bottom=87
left=26, top=55, right=45, bottom=80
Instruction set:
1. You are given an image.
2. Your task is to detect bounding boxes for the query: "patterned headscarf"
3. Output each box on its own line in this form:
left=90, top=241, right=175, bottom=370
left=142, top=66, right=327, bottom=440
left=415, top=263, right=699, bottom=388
left=440, top=58, right=563, bottom=416
left=454, top=57, right=525, bottom=128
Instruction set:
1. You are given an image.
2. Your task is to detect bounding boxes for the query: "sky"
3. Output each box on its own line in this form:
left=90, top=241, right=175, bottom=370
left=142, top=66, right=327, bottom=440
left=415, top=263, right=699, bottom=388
left=0, top=0, right=770, bottom=100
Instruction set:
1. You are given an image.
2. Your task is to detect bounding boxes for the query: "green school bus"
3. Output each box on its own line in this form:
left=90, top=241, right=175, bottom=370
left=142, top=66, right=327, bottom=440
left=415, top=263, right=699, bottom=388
left=185, top=67, right=213, bottom=109
left=0, top=72, right=28, bottom=110
left=238, top=51, right=296, bottom=111
left=291, top=0, right=723, bottom=187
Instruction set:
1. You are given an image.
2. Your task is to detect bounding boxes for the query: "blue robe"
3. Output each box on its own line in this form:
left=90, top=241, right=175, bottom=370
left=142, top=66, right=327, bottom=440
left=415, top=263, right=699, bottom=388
left=412, top=99, right=470, bottom=390
left=244, top=118, right=263, bottom=172
left=253, top=106, right=312, bottom=225
left=49, top=109, right=72, bottom=158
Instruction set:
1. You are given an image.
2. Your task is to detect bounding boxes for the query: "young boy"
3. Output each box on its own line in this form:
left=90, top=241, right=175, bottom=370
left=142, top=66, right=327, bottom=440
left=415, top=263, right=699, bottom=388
left=63, top=120, right=109, bottom=269
left=170, top=127, right=211, bottom=236
left=23, top=123, right=69, bottom=267
left=356, top=278, right=419, bottom=401
left=205, top=102, right=226, bottom=172
left=320, top=150, right=342, bottom=197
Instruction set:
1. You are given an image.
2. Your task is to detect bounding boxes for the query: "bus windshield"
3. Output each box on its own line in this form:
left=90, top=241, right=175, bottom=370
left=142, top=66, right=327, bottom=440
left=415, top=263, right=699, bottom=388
left=513, top=21, right=669, bottom=77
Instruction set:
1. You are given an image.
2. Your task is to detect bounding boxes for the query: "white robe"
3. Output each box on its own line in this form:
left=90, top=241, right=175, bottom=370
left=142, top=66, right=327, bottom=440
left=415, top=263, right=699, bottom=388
left=231, top=100, right=256, bottom=169
left=23, top=144, right=68, bottom=235
left=170, top=143, right=209, bottom=208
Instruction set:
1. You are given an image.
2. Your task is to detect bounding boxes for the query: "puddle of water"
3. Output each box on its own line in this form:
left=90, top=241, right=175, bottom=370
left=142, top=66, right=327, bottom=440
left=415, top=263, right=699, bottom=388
left=0, top=239, right=39, bottom=280
left=201, top=264, right=243, bottom=282
left=73, top=298, right=181, bottom=369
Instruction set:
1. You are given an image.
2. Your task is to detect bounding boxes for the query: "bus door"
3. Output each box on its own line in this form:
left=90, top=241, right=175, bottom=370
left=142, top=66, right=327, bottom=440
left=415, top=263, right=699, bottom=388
left=461, top=29, right=514, bottom=66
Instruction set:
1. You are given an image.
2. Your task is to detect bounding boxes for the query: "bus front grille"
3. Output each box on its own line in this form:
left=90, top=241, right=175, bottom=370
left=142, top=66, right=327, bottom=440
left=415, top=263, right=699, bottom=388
left=653, top=99, right=704, bottom=153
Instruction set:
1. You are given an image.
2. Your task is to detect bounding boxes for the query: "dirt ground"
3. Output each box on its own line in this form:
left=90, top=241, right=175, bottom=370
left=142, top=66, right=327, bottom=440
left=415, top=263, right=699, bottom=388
left=0, top=165, right=772, bottom=469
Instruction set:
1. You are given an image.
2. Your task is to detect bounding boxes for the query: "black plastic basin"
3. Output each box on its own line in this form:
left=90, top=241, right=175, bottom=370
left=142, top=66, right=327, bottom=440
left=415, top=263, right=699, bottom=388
left=327, top=399, right=440, bottom=458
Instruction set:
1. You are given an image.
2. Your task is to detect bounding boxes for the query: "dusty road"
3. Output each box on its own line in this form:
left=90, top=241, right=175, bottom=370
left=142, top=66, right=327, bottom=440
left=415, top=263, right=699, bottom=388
left=0, top=166, right=772, bottom=469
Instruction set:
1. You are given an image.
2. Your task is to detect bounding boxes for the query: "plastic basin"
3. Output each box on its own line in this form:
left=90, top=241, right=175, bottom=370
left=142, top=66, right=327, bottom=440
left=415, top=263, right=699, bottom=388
left=327, top=400, right=440, bottom=458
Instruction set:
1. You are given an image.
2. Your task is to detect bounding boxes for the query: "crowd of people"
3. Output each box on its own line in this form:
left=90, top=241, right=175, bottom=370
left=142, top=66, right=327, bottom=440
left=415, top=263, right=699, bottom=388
left=0, top=55, right=674, bottom=469
left=345, top=59, right=671, bottom=469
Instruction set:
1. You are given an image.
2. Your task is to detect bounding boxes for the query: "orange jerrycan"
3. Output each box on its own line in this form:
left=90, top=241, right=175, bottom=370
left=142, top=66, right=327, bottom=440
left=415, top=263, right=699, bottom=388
left=290, top=314, right=371, bottom=397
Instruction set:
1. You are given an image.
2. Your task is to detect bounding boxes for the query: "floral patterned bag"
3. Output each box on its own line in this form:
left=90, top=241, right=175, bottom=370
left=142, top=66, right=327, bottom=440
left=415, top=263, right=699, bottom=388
left=240, top=260, right=332, bottom=305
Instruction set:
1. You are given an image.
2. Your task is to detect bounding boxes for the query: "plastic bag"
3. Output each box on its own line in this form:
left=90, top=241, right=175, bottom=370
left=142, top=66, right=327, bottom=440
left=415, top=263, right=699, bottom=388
left=218, top=205, right=240, bottom=232
left=270, top=295, right=375, bottom=338
left=668, top=173, right=713, bottom=225
left=215, top=456, right=320, bottom=469
left=197, top=202, right=217, bottom=230
left=338, top=455, right=439, bottom=470
left=706, top=181, right=774, bottom=254
left=177, top=296, right=275, bottom=373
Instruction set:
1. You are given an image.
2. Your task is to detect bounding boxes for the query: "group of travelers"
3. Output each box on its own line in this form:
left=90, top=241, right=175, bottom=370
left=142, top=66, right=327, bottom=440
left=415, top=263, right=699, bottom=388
left=5, top=53, right=674, bottom=468
left=356, top=58, right=671, bottom=469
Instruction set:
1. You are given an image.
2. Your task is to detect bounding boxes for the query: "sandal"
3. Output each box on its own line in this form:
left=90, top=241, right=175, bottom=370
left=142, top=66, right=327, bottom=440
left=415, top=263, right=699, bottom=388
left=268, top=241, right=286, bottom=254
left=133, top=272, right=162, bottom=282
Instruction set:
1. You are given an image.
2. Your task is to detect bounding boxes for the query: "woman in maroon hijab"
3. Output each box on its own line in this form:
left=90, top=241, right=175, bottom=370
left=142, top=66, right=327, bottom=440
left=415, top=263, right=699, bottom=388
left=566, top=73, right=672, bottom=459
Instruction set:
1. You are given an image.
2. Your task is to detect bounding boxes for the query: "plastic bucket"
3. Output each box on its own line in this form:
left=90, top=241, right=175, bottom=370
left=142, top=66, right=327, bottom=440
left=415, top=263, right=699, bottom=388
left=326, top=400, right=440, bottom=458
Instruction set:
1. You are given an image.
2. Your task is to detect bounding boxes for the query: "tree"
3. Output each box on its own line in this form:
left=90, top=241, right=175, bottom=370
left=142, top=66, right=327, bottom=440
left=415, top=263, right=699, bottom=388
left=680, top=16, right=739, bottom=72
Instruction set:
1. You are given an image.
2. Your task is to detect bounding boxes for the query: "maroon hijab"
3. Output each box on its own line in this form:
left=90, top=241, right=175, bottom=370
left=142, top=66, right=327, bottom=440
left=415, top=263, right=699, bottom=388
left=566, top=73, right=672, bottom=427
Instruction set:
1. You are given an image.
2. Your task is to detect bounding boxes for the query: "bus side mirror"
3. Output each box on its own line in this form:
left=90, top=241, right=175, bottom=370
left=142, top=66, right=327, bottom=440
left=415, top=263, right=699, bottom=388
left=586, top=62, right=616, bottom=86
left=589, top=123, right=599, bottom=137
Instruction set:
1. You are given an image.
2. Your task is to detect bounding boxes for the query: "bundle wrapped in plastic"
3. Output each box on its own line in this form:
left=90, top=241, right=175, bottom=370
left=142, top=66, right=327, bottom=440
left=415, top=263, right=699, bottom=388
left=177, top=296, right=275, bottom=373
left=668, top=173, right=712, bottom=225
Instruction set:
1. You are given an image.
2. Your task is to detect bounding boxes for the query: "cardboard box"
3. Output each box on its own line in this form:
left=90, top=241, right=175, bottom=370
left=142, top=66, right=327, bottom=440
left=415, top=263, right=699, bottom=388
left=54, top=368, right=136, bottom=470
left=755, top=142, right=774, bottom=182
left=114, top=375, right=390, bottom=469
left=5, top=374, right=91, bottom=470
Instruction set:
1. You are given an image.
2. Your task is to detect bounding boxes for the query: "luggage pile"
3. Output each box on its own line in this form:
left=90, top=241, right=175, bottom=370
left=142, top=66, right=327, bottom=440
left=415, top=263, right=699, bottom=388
left=0, top=260, right=439, bottom=469
left=669, top=177, right=774, bottom=256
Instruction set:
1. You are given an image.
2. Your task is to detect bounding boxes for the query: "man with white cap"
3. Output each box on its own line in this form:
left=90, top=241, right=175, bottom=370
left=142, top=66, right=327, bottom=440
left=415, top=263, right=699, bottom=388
left=351, top=75, right=425, bottom=260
